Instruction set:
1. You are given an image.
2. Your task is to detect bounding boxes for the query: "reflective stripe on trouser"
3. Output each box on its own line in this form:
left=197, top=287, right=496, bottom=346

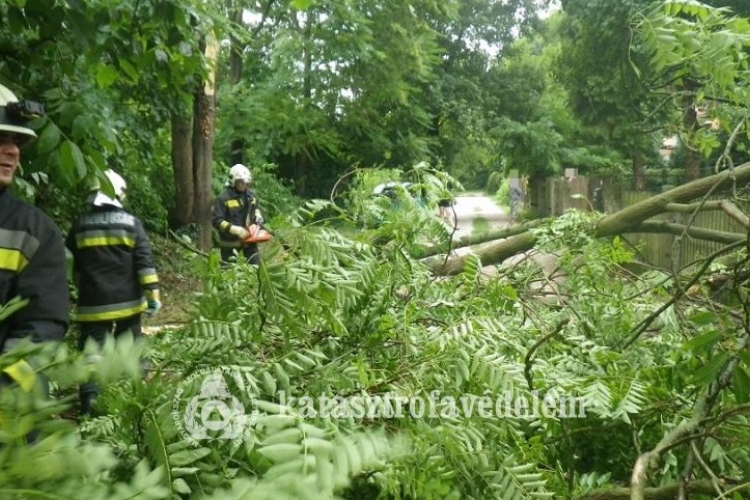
left=73, top=298, right=147, bottom=322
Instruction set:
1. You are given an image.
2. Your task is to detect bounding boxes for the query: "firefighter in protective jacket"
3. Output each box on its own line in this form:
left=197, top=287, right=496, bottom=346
left=0, top=84, right=69, bottom=409
left=211, top=163, right=264, bottom=265
left=65, top=169, right=161, bottom=415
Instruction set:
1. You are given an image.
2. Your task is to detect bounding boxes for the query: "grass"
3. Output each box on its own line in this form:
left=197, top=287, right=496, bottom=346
left=471, top=216, right=491, bottom=235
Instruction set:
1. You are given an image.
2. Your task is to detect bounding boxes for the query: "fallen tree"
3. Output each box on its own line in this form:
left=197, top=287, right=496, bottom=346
left=422, top=162, right=750, bottom=275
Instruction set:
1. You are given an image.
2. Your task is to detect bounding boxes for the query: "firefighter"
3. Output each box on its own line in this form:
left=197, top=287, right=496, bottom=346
left=65, top=169, right=161, bottom=416
left=0, top=84, right=69, bottom=413
left=211, top=163, right=264, bottom=265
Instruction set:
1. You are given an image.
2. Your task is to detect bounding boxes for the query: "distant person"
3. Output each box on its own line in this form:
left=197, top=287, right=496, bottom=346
left=66, top=169, right=162, bottom=416
left=592, top=182, right=605, bottom=213
left=212, top=164, right=265, bottom=265
left=509, top=185, right=523, bottom=222
left=438, top=198, right=455, bottom=221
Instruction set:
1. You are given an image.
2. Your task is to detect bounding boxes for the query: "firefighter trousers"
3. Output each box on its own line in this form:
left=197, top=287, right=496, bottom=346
left=77, top=314, right=142, bottom=416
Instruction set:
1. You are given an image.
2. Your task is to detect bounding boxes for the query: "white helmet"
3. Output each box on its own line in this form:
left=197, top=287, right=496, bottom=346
left=229, top=163, right=251, bottom=184
left=91, top=169, right=127, bottom=208
left=0, top=84, right=43, bottom=144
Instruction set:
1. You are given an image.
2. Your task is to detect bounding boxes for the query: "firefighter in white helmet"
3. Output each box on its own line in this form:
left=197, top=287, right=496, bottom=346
left=0, top=84, right=70, bottom=433
left=211, top=163, right=265, bottom=265
left=65, top=168, right=161, bottom=415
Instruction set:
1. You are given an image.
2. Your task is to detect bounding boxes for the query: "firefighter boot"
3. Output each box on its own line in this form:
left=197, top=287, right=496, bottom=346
left=79, top=381, right=100, bottom=417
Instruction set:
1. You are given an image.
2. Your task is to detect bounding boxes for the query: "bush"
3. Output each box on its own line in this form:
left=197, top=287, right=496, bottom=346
left=485, top=171, right=504, bottom=195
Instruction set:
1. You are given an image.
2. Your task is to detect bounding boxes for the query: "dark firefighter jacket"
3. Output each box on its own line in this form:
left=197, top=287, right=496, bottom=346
left=211, top=186, right=260, bottom=248
left=0, top=187, right=69, bottom=352
left=65, top=204, right=159, bottom=322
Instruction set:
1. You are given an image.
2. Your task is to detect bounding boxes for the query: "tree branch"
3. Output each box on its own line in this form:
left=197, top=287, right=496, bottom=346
left=626, top=221, right=745, bottom=244
left=523, top=318, right=569, bottom=391
left=576, top=480, right=718, bottom=500
left=577, top=481, right=714, bottom=500
left=168, top=229, right=209, bottom=257
left=422, top=161, right=750, bottom=275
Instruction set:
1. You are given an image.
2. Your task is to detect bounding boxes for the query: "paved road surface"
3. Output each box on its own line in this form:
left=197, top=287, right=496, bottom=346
left=442, top=193, right=512, bottom=241
left=440, top=194, right=559, bottom=279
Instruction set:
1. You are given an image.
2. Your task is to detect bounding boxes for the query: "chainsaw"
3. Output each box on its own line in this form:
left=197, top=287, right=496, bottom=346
left=242, top=223, right=273, bottom=244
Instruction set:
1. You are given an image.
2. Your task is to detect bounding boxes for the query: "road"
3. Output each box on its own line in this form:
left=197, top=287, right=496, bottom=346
left=442, top=193, right=512, bottom=241
left=439, top=194, right=559, bottom=282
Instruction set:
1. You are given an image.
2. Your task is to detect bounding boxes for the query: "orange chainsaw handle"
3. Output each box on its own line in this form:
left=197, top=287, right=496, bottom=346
left=243, top=223, right=273, bottom=244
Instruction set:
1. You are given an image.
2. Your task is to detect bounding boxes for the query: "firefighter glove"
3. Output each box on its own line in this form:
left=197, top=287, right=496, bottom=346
left=1, top=359, right=37, bottom=392
left=254, top=211, right=264, bottom=225
left=228, top=225, right=250, bottom=239
left=145, top=289, right=162, bottom=317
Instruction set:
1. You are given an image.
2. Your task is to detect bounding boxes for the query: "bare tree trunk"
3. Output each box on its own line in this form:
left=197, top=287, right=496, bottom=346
left=171, top=112, right=195, bottom=225
left=228, top=0, right=245, bottom=166
left=293, top=10, right=313, bottom=197
left=632, top=148, right=646, bottom=191
left=681, top=84, right=701, bottom=181
left=193, top=34, right=220, bottom=251
left=228, top=1, right=243, bottom=85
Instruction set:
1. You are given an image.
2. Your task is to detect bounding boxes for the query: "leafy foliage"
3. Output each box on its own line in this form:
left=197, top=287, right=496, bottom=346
left=3, top=179, right=748, bottom=499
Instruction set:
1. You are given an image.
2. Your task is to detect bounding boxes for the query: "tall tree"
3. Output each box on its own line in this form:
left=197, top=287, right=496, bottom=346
left=557, top=0, right=668, bottom=190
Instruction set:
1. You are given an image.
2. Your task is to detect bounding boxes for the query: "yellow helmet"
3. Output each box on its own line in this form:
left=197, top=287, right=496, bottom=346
left=0, top=84, right=43, bottom=145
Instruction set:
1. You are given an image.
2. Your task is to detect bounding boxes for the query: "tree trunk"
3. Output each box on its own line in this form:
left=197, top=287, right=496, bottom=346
left=228, top=0, right=245, bottom=166
left=193, top=34, right=220, bottom=251
left=294, top=10, right=313, bottom=198
left=171, top=112, right=195, bottom=226
left=681, top=84, right=701, bottom=181
left=632, top=148, right=646, bottom=191
left=422, top=161, right=750, bottom=275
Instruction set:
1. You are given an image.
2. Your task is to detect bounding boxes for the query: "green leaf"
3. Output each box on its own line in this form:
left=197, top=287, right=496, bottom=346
left=258, top=443, right=302, bottom=463
left=682, top=330, right=721, bottom=353
left=119, top=59, right=140, bottom=83
left=171, top=478, right=191, bottom=495
left=59, top=140, right=87, bottom=180
left=690, top=352, right=730, bottom=386
left=733, top=365, right=750, bottom=403
left=35, top=122, right=61, bottom=155
left=95, top=64, right=119, bottom=88
left=169, top=447, right=212, bottom=467
left=290, top=0, right=313, bottom=10
left=688, top=311, right=717, bottom=326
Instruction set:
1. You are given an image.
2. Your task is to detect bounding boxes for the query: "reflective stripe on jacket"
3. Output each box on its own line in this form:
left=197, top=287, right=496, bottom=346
left=66, top=205, right=159, bottom=322
left=211, top=187, right=259, bottom=248
left=0, top=187, right=70, bottom=350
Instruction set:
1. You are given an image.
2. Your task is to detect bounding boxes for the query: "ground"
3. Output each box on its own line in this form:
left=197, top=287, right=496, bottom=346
left=443, top=192, right=513, bottom=240
left=442, top=192, right=560, bottom=281
left=143, top=236, right=204, bottom=333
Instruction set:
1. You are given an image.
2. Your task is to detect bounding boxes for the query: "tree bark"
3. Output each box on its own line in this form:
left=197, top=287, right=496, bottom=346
left=632, top=148, right=646, bottom=191
left=422, top=161, right=750, bottom=275
left=681, top=82, right=701, bottom=181
left=294, top=10, right=313, bottom=197
left=171, top=112, right=195, bottom=226
left=228, top=0, right=245, bottom=166
left=193, top=33, right=219, bottom=251
left=576, top=480, right=717, bottom=500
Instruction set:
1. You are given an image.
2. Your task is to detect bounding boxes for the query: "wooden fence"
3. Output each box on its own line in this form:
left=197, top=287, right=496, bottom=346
left=525, top=176, right=748, bottom=270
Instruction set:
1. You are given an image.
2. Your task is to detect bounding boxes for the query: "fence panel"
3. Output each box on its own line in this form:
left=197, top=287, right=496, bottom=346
left=530, top=175, right=750, bottom=270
